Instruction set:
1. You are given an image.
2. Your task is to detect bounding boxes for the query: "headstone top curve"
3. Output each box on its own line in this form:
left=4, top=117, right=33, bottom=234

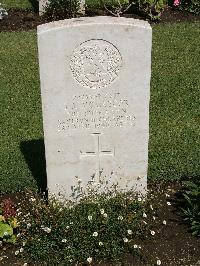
left=37, top=16, right=151, bottom=34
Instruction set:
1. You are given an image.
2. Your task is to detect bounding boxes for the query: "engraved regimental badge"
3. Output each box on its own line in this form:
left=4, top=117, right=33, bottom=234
left=70, top=39, right=122, bottom=89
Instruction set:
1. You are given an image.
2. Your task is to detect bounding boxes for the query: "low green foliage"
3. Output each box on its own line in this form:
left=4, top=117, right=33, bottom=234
left=44, top=0, right=81, bottom=20
left=180, top=178, right=200, bottom=236
left=180, top=0, right=200, bottom=15
left=0, top=198, right=19, bottom=244
left=138, top=0, right=166, bottom=20
left=168, top=0, right=200, bottom=15
left=99, top=0, right=165, bottom=20
left=16, top=191, right=155, bottom=264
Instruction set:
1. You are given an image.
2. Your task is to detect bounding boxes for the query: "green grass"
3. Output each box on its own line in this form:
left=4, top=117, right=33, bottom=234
left=149, top=22, right=200, bottom=181
left=0, top=23, right=199, bottom=194
left=1, top=0, right=34, bottom=10
left=0, top=31, right=41, bottom=193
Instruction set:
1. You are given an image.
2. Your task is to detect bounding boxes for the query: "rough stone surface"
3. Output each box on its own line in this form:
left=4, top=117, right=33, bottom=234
left=39, top=0, right=48, bottom=15
left=37, top=17, right=152, bottom=200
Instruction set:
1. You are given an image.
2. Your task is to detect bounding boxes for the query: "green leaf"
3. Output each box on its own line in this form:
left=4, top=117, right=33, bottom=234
left=0, top=222, right=13, bottom=238
left=5, top=234, right=16, bottom=244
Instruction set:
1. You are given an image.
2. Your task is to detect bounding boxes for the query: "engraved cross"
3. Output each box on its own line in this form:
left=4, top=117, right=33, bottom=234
left=80, top=133, right=115, bottom=181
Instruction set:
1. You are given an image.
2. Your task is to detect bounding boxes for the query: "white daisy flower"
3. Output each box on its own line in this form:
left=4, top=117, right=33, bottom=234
left=92, top=232, right=98, bottom=237
left=88, top=215, right=92, bottom=221
left=15, top=250, right=19, bottom=256
left=20, top=248, right=24, bottom=253
left=127, top=229, right=133, bottom=235
left=87, top=257, right=92, bottom=263
left=157, top=259, right=161, bottom=265
left=43, top=227, right=51, bottom=233
left=62, top=239, right=67, bottom=243
left=163, top=220, right=167, bottom=225
left=103, top=213, right=108, bottom=218
left=30, top=198, right=36, bottom=202
left=99, top=241, right=103, bottom=246
left=167, top=201, right=171, bottom=206
left=118, top=215, right=123, bottom=221
left=150, top=230, right=155, bottom=236
left=100, top=209, right=104, bottom=215
left=123, top=237, right=128, bottom=243
left=143, top=212, right=147, bottom=218
left=27, top=223, right=31, bottom=229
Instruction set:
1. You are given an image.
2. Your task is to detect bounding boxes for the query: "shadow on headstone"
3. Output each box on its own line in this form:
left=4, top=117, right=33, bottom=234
left=28, top=0, right=39, bottom=12
left=20, top=139, right=47, bottom=193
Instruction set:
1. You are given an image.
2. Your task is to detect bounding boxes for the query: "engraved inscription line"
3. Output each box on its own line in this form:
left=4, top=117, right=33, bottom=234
left=58, top=93, right=136, bottom=131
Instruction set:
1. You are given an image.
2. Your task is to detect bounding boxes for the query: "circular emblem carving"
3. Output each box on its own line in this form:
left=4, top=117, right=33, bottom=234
left=70, top=39, right=122, bottom=89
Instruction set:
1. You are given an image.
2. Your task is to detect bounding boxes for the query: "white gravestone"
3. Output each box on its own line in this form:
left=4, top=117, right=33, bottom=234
left=37, top=17, right=152, bottom=199
left=39, top=0, right=48, bottom=15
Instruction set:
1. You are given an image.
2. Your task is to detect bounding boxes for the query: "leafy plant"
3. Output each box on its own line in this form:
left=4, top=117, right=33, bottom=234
left=0, top=198, right=19, bottom=244
left=179, top=0, right=200, bottom=15
left=168, top=0, right=200, bottom=14
left=100, top=0, right=166, bottom=20
left=16, top=190, right=157, bottom=265
left=44, top=0, right=81, bottom=20
left=138, top=0, right=166, bottom=20
left=180, top=178, right=200, bottom=236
